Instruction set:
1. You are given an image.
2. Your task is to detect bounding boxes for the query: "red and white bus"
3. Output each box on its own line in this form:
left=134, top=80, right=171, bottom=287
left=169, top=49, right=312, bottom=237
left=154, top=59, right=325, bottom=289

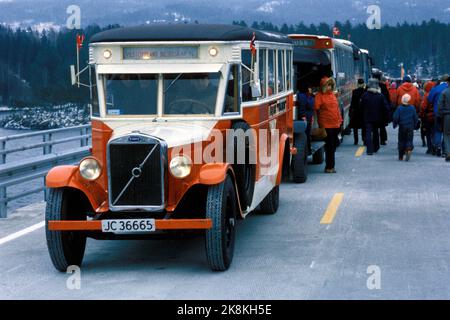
left=289, top=34, right=373, bottom=133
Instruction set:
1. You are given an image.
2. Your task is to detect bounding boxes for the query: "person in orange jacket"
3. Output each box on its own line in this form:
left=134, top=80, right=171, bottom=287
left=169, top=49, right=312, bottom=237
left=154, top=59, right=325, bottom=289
left=389, top=82, right=398, bottom=109
left=420, top=81, right=437, bottom=153
left=314, top=77, right=343, bottom=173
left=396, top=75, right=421, bottom=113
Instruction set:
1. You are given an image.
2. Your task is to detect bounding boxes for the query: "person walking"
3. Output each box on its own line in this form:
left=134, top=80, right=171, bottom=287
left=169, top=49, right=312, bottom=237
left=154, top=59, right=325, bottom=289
left=393, top=94, right=419, bottom=161
left=314, top=77, right=342, bottom=173
left=389, top=82, right=398, bottom=109
left=349, top=79, right=366, bottom=145
left=397, top=75, right=422, bottom=112
left=420, top=81, right=436, bottom=154
left=360, top=78, right=390, bottom=155
left=428, top=74, right=449, bottom=157
left=373, top=72, right=391, bottom=145
left=437, top=76, right=450, bottom=162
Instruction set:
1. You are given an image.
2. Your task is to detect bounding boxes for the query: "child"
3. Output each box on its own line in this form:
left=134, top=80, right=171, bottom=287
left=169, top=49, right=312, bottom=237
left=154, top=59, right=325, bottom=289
left=393, top=94, right=419, bottom=161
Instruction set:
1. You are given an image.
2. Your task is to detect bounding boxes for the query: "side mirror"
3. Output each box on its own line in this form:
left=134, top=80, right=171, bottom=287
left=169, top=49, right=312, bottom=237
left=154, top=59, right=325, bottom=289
left=251, top=79, right=262, bottom=98
left=70, top=65, right=77, bottom=86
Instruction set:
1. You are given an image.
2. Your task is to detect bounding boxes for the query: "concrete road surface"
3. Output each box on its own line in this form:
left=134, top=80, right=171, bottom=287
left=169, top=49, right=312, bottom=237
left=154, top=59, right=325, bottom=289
left=1, top=127, right=450, bottom=300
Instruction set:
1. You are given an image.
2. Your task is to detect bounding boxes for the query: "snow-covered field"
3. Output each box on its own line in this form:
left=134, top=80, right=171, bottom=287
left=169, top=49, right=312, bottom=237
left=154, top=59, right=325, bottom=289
left=0, top=104, right=90, bottom=130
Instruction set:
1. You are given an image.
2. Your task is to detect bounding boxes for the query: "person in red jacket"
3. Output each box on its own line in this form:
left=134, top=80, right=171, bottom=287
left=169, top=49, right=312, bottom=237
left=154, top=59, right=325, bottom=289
left=396, top=75, right=421, bottom=112
left=314, top=77, right=343, bottom=173
left=389, top=82, right=398, bottom=109
left=420, top=81, right=437, bottom=154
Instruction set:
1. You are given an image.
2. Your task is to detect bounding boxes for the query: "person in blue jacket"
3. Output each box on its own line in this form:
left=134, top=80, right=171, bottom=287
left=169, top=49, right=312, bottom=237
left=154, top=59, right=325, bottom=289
left=393, top=94, right=419, bottom=161
left=428, top=74, right=449, bottom=157
left=296, top=84, right=315, bottom=154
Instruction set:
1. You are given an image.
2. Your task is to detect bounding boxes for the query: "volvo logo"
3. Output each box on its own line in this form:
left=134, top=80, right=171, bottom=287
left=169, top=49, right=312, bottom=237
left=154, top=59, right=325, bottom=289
left=128, top=136, right=142, bottom=143
left=132, top=167, right=142, bottom=178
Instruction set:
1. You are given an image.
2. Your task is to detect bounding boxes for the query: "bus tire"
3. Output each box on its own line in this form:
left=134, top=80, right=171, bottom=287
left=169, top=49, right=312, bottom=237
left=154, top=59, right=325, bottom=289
left=312, top=147, right=325, bottom=165
left=292, top=133, right=308, bottom=183
left=231, top=122, right=256, bottom=210
left=205, top=175, right=237, bottom=271
left=259, top=185, right=279, bottom=215
left=45, top=188, right=87, bottom=272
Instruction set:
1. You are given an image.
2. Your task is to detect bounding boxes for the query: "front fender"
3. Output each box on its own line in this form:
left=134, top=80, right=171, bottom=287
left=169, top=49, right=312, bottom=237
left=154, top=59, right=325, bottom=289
left=199, top=163, right=233, bottom=185
left=46, top=165, right=108, bottom=213
left=276, top=133, right=290, bottom=185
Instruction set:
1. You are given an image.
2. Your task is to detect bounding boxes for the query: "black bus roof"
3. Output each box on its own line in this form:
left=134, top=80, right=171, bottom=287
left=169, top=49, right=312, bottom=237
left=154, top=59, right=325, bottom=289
left=90, top=24, right=292, bottom=44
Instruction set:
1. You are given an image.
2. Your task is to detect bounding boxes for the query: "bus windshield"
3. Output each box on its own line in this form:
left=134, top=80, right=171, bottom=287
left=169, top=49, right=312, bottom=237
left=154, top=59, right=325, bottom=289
left=103, top=73, right=220, bottom=116
left=105, top=74, right=158, bottom=116
left=163, top=73, right=219, bottom=115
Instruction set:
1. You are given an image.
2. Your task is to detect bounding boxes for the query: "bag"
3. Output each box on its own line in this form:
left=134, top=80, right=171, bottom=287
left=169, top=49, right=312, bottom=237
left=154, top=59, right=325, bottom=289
left=415, top=119, right=421, bottom=131
left=311, top=127, right=327, bottom=141
left=311, top=111, right=327, bottom=141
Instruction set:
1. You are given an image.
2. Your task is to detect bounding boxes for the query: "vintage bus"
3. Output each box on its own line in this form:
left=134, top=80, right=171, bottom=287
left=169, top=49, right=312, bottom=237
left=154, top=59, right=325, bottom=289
left=359, top=49, right=374, bottom=83
left=288, top=34, right=365, bottom=134
left=45, top=24, right=308, bottom=272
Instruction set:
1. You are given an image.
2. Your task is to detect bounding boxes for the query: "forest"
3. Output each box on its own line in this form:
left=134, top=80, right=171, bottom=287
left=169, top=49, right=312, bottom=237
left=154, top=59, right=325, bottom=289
left=1, top=20, right=449, bottom=108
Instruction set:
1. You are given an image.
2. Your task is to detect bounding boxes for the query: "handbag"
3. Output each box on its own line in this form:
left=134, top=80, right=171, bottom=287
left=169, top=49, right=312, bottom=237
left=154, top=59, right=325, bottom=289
left=311, top=127, right=327, bottom=141
left=311, top=111, right=327, bottom=141
left=415, top=119, right=421, bottom=131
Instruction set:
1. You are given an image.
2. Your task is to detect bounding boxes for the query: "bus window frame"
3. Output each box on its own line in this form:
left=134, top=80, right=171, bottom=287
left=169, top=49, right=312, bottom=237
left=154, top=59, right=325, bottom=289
left=222, top=63, right=242, bottom=116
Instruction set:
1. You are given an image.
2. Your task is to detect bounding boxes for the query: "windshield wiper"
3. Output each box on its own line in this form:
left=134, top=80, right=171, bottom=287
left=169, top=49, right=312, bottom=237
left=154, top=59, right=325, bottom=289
left=164, top=73, right=183, bottom=94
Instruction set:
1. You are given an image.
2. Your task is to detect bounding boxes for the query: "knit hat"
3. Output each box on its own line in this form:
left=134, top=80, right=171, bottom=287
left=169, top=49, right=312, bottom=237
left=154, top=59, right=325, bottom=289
left=402, top=94, right=411, bottom=105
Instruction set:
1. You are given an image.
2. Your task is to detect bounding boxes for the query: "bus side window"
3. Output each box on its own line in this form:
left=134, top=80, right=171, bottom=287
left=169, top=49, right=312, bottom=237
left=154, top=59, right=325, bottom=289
left=90, top=81, right=100, bottom=117
left=286, top=50, right=292, bottom=91
left=268, top=50, right=275, bottom=96
left=277, top=50, right=285, bottom=93
left=242, top=50, right=255, bottom=102
left=258, top=49, right=266, bottom=99
left=223, top=65, right=240, bottom=115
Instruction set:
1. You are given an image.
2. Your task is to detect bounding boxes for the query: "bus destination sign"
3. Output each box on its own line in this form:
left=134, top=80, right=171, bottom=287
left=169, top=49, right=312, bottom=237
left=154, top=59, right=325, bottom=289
left=123, top=46, right=199, bottom=60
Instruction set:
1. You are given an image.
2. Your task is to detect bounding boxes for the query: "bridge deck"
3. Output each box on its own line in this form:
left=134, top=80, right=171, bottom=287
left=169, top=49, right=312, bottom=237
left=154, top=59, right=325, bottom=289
left=0, top=127, right=449, bottom=299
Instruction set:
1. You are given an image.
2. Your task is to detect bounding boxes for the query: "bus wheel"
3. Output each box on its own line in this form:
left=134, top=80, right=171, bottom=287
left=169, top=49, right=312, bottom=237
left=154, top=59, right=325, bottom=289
left=312, top=146, right=325, bottom=165
left=232, top=122, right=256, bottom=210
left=45, top=188, right=87, bottom=272
left=260, top=185, right=279, bottom=215
left=205, top=175, right=237, bottom=271
left=292, top=133, right=308, bottom=183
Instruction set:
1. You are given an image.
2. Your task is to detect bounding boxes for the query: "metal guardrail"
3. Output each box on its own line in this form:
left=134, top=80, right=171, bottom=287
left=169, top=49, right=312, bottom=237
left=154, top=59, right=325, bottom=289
left=0, top=124, right=91, bottom=218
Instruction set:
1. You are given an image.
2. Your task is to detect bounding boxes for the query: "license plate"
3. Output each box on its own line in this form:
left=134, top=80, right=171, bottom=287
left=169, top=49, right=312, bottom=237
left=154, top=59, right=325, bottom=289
left=101, top=219, right=156, bottom=234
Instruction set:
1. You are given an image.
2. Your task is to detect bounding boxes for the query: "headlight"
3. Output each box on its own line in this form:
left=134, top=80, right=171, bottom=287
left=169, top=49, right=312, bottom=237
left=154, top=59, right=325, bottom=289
left=79, top=158, right=102, bottom=181
left=170, top=155, right=192, bottom=179
left=103, top=49, right=112, bottom=59
left=209, top=47, right=219, bottom=57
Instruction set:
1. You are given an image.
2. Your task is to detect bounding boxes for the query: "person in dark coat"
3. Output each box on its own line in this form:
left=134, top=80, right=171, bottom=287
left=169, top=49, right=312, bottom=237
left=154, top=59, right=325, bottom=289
left=296, top=84, right=315, bottom=154
left=349, top=79, right=366, bottom=145
left=393, top=94, right=419, bottom=161
left=373, top=72, right=391, bottom=145
left=360, top=78, right=390, bottom=155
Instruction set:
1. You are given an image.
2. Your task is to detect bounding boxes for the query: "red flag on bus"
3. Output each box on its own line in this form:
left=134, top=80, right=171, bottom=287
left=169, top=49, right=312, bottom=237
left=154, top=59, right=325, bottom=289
left=76, top=34, right=85, bottom=49
left=250, top=32, right=256, bottom=56
left=333, top=27, right=340, bottom=37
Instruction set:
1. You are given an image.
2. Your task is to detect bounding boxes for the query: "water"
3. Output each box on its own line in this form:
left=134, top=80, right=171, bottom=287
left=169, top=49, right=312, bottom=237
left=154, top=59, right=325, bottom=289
left=0, top=126, right=89, bottom=213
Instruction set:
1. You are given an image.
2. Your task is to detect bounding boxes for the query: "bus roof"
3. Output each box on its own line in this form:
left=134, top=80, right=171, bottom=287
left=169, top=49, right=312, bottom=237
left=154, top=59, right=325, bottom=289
left=288, top=34, right=332, bottom=40
left=90, top=24, right=292, bottom=44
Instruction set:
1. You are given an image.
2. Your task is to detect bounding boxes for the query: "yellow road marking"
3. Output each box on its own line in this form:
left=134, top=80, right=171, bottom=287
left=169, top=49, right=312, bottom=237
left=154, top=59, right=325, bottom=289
left=355, top=147, right=366, bottom=157
left=320, top=193, right=345, bottom=224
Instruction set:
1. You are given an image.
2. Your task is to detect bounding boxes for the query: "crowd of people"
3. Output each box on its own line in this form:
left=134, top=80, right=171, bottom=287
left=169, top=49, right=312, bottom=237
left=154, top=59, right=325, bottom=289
left=349, top=73, right=450, bottom=162
left=297, top=73, right=450, bottom=173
